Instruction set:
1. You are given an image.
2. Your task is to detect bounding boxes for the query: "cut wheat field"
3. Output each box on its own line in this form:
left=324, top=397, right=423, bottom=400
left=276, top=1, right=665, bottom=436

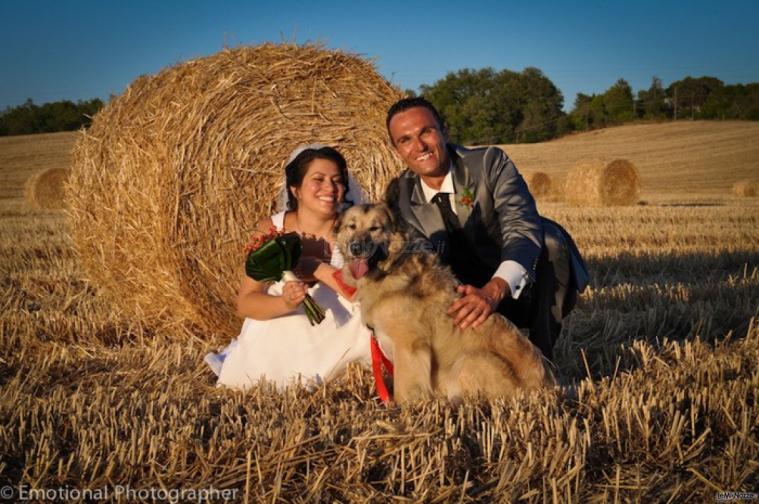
left=1, top=123, right=758, bottom=502
left=502, top=120, right=759, bottom=203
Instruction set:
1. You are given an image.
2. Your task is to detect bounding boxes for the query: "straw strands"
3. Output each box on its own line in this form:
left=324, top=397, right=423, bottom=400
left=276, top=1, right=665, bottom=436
left=5, top=130, right=759, bottom=497
left=733, top=180, right=758, bottom=197
left=564, top=159, right=640, bottom=207
left=24, top=168, right=69, bottom=210
left=66, top=44, right=404, bottom=336
left=524, top=171, right=551, bottom=199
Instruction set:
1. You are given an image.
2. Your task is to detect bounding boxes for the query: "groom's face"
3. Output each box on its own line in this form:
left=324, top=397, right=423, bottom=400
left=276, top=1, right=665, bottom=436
left=388, top=107, right=450, bottom=180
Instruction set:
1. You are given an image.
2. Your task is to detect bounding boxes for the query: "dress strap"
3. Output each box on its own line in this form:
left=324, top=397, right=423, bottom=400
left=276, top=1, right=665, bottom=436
left=270, top=211, right=286, bottom=231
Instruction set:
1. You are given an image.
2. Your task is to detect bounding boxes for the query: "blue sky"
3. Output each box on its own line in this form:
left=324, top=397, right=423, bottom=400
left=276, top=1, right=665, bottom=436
left=2, top=0, right=758, bottom=111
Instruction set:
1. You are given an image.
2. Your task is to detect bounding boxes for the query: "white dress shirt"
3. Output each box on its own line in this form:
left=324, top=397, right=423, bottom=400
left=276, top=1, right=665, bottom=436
left=419, top=171, right=529, bottom=300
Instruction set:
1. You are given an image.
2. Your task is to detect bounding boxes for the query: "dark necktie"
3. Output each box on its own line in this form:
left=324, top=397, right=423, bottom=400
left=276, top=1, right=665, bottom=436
left=431, top=193, right=461, bottom=232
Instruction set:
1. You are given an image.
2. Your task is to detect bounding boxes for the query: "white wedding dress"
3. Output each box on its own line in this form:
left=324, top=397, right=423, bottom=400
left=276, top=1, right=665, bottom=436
left=205, top=211, right=371, bottom=390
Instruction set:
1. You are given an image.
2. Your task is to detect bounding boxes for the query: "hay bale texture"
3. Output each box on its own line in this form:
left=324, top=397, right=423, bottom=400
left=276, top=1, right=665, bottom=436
left=67, top=44, right=404, bottom=336
left=524, top=171, right=551, bottom=199
left=564, top=159, right=640, bottom=207
left=733, top=180, right=758, bottom=197
left=25, top=168, right=70, bottom=210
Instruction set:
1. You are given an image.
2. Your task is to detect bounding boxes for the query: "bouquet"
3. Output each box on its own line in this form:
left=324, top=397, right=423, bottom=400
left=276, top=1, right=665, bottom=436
left=245, top=227, right=326, bottom=325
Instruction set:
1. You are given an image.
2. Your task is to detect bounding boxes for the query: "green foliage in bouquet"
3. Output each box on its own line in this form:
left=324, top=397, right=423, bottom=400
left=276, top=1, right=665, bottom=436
left=245, top=232, right=302, bottom=282
left=244, top=229, right=326, bottom=325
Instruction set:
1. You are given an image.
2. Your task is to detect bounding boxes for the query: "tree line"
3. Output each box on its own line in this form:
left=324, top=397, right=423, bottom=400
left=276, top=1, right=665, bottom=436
left=0, top=98, right=104, bottom=136
left=3, top=70, right=757, bottom=141
left=410, top=71, right=759, bottom=144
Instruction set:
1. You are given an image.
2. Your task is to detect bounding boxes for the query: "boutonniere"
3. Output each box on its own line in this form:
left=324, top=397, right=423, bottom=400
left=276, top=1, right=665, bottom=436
left=459, top=186, right=475, bottom=208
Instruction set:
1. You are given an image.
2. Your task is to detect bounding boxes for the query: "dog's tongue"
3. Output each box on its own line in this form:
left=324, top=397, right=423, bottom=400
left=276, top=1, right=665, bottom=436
left=349, top=258, right=369, bottom=279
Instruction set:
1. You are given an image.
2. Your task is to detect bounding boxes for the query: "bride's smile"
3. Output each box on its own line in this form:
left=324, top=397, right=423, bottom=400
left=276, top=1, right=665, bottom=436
left=290, top=158, right=345, bottom=217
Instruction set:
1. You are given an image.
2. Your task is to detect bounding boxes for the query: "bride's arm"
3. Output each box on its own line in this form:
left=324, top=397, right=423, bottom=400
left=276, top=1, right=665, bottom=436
left=312, top=262, right=355, bottom=301
left=236, top=275, right=307, bottom=320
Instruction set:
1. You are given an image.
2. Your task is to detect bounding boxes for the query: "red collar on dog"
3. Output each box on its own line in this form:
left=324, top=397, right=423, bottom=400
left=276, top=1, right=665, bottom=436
left=332, top=269, right=394, bottom=403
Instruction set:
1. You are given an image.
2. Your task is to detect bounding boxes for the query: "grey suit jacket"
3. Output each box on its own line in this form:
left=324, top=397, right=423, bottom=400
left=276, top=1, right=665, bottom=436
left=391, top=144, right=544, bottom=282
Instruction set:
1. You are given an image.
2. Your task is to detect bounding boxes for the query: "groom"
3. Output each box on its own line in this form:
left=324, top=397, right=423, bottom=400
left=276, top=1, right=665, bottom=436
left=385, top=97, right=588, bottom=360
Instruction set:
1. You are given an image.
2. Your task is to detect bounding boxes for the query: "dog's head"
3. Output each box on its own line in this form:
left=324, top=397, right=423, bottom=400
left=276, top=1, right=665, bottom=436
left=335, top=203, right=402, bottom=280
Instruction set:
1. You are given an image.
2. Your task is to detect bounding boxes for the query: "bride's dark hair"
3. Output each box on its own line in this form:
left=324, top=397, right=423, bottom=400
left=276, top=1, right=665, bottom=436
left=284, top=146, right=352, bottom=211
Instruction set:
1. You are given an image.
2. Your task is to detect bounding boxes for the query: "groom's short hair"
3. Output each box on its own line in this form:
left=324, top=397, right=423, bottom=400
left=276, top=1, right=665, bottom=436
left=386, top=97, right=446, bottom=144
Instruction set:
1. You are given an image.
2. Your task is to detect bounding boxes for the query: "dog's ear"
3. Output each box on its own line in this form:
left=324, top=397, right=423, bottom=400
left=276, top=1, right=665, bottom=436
left=376, top=203, right=397, bottom=232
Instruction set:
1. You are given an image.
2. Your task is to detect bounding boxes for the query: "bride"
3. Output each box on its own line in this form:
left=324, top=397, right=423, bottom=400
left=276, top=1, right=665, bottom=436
left=205, top=145, right=371, bottom=389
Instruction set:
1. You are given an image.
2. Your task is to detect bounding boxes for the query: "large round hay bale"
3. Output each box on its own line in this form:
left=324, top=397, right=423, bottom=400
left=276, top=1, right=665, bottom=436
left=25, top=168, right=70, bottom=210
left=524, top=171, right=551, bottom=199
left=733, top=180, right=758, bottom=197
left=564, top=159, right=640, bottom=207
left=67, top=44, right=404, bottom=336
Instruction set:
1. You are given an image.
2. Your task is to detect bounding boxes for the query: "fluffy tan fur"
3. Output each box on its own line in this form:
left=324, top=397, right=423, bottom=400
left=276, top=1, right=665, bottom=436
left=336, top=204, right=552, bottom=404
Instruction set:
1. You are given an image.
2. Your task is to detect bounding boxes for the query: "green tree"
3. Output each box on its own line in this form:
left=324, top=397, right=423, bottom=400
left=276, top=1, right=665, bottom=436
left=604, top=78, right=635, bottom=124
left=514, top=67, right=565, bottom=142
left=0, top=97, right=103, bottom=136
left=702, top=83, right=759, bottom=120
left=667, top=76, right=723, bottom=119
left=636, top=76, right=668, bottom=119
left=742, top=83, right=759, bottom=120
left=570, top=93, right=593, bottom=131
left=1, top=99, right=39, bottom=134
left=588, top=94, right=607, bottom=128
left=420, top=66, right=565, bottom=144
left=420, top=68, right=500, bottom=144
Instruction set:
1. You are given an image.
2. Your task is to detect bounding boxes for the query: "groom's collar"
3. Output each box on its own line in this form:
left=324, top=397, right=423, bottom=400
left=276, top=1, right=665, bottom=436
left=419, top=161, right=455, bottom=203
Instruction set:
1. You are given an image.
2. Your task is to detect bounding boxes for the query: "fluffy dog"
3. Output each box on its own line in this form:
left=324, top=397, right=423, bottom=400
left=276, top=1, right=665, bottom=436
left=335, top=203, right=553, bottom=403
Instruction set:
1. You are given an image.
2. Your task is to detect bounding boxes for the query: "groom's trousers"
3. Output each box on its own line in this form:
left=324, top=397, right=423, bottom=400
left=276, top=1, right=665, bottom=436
left=496, top=220, right=575, bottom=361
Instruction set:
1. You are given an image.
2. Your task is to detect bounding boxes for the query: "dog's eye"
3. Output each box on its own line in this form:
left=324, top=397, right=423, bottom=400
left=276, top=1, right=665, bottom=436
left=347, top=223, right=357, bottom=230
left=369, top=226, right=380, bottom=232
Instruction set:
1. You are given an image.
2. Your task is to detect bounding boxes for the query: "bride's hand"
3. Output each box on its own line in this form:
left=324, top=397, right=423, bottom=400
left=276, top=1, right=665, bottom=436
left=282, top=281, right=307, bottom=310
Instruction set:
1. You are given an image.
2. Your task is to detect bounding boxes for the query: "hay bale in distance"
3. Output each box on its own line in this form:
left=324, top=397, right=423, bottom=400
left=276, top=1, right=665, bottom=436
left=67, top=44, right=405, bottom=336
left=25, top=168, right=70, bottom=210
left=733, top=180, right=758, bottom=197
left=564, top=159, right=640, bottom=207
left=524, top=171, right=552, bottom=199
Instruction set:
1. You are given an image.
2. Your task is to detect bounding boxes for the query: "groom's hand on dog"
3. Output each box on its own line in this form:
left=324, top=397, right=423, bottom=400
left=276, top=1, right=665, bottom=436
left=447, top=279, right=510, bottom=329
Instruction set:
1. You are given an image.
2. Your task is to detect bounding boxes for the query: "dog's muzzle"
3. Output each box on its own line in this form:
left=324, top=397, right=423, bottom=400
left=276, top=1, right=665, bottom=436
left=345, top=234, right=388, bottom=279
left=348, top=235, right=377, bottom=259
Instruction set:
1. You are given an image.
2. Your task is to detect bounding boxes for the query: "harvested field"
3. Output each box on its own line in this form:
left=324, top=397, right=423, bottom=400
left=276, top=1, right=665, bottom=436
left=501, top=120, right=759, bottom=203
left=1, top=123, right=758, bottom=501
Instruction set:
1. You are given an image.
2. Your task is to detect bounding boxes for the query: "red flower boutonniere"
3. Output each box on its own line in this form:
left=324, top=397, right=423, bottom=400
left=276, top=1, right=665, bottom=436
left=459, top=186, right=475, bottom=208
